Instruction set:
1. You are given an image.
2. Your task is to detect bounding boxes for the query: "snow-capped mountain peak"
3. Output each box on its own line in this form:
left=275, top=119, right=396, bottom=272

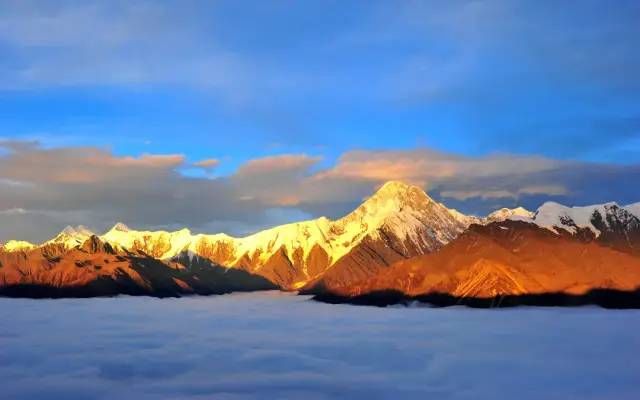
left=333, top=181, right=466, bottom=251
left=343, top=181, right=433, bottom=229
left=447, top=208, right=483, bottom=227
left=1, top=240, right=36, bottom=252
left=101, top=225, right=194, bottom=259
left=367, top=180, right=429, bottom=203
left=45, top=225, right=95, bottom=249
left=533, top=201, right=638, bottom=236
left=60, top=225, right=93, bottom=237
left=486, top=206, right=534, bottom=223
left=109, top=222, right=130, bottom=233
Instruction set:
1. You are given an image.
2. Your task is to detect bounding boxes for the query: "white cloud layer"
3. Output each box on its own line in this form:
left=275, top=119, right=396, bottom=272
left=1, top=292, right=639, bottom=399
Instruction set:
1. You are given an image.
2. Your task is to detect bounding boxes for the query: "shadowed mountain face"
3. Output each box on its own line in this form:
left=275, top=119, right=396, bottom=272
left=307, top=221, right=640, bottom=306
left=0, top=236, right=276, bottom=298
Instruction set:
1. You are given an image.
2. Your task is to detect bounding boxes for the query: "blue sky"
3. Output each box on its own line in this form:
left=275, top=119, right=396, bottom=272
left=1, top=0, right=639, bottom=241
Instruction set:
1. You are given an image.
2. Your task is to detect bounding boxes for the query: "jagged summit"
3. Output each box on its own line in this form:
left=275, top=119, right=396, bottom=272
left=335, top=180, right=464, bottom=252
left=60, top=225, right=93, bottom=237
left=486, top=207, right=534, bottom=223
left=348, top=181, right=439, bottom=227
left=80, top=235, right=115, bottom=254
left=46, top=225, right=95, bottom=249
left=478, top=201, right=640, bottom=241
left=533, top=201, right=634, bottom=235
left=448, top=208, right=482, bottom=226
left=370, top=180, right=427, bottom=199
left=363, top=181, right=435, bottom=211
left=109, top=222, right=130, bottom=233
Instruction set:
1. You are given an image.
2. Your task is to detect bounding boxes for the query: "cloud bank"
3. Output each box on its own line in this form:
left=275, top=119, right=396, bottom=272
left=1, top=140, right=639, bottom=242
left=1, top=293, right=639, bottom=400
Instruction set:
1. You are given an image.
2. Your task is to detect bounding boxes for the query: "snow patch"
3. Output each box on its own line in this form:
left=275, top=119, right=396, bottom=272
left=626, top=202, right=640, bottom=219
left=485, top=207, right=534, bottom=223
left=532, top=201, right=624, bottom=236
left=2, top=240, right=36, bottom=252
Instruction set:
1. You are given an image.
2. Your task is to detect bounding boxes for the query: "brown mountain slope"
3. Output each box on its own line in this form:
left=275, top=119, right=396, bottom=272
left=311, top=221, right=640, bottom=299
left=0, top=236, right=276, bottom=298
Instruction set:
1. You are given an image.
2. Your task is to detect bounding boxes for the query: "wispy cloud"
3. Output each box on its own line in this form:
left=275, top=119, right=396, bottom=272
left=193, top=158, right=220, bottom=169
left=1, top=0, right=639, bottom=164
left=440, top=185, right=568, bottom=201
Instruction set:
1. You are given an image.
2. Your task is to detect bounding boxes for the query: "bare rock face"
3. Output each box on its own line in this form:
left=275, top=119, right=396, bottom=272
left=315, top=221, right=640, bottom=300
left=590, top=204, right=640, bottom=255
left=305, top=236, right=405, bottom=293
left=80, top=236, right=115, bottom=254
left=304, top=244, right=331, bottom=279
left=253, top=247, right=306, bottom=289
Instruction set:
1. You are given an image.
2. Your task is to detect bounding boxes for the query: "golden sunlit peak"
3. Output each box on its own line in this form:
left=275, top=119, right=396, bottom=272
left=110, top=222, right=130, bottom=232
left=373, top=180, right=425, bottom=197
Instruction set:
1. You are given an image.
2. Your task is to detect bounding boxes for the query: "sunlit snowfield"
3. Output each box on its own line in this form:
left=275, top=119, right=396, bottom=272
left=1, top=292, right=639, bottom=400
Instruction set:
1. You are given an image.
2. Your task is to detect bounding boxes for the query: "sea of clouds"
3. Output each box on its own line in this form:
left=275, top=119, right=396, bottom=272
left=1, top=292, right=638, bottom=399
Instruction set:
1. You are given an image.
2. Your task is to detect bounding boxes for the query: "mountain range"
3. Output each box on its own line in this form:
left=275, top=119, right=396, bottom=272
left=2, top=181, right=640, bottom=306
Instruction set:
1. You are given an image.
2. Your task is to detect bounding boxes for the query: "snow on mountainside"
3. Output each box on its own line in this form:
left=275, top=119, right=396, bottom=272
left=45, top=225, right=95, bottom=249
left=101, top=181, right=468, bottom=270
left=0, top=182, right=523, bottom=261
left=627, top=203, right=640, bottom=219
left=102, top=223, right=200, bottom=259
left=1, top=240, right=36, bottom=252
left=330, top=181, right=468, bottom=255
left=477, top=202, right=640, bottom=239
left=532, top=201, right=640, bottom=236
left=485, top=207, right=534, bottom=223
left=448, top=208, right=483, bottom=226
left=485, top=201, right=640, bottom=255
